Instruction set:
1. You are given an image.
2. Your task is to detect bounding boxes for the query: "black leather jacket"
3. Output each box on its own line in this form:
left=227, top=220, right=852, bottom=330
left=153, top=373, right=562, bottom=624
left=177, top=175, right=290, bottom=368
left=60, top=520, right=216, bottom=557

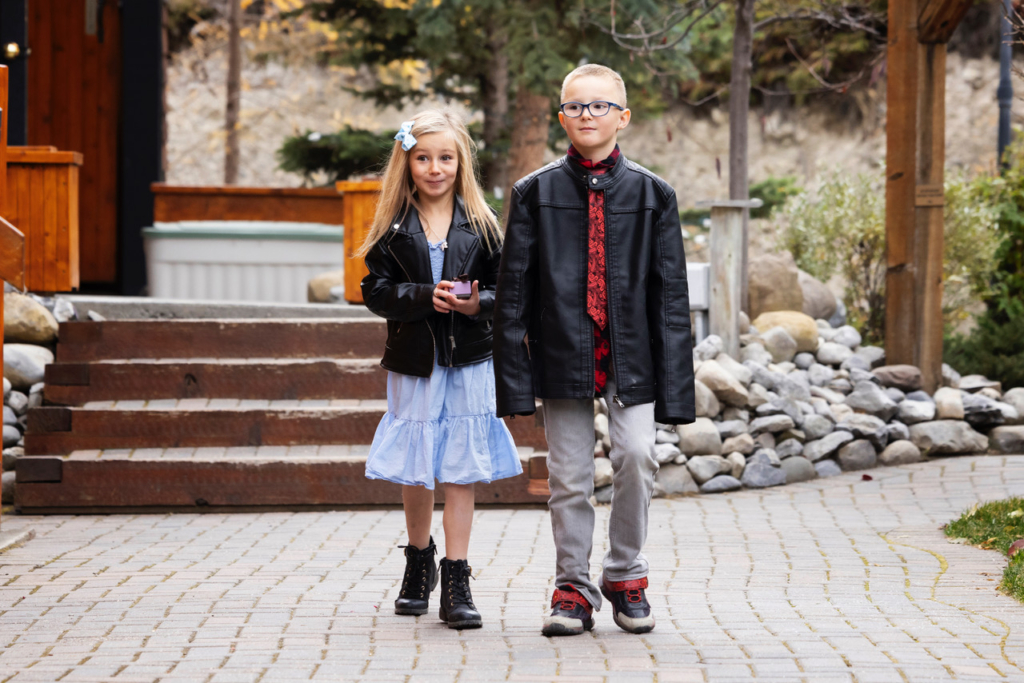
left=493, top=154, right=696, bottom=424
left=361, top=198, right=501, bottom=377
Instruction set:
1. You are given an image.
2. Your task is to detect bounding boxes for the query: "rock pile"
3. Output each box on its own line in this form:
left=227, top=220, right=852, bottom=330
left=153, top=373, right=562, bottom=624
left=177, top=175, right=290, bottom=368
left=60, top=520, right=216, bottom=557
left=589, top=310, right=1024, bottom=500
left=2, top=289, right=76, bottom=504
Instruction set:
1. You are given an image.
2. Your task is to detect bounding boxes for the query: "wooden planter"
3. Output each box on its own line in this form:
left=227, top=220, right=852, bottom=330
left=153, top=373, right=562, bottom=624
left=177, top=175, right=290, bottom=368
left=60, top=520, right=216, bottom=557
left=5, top=146, right=82, bottom=292
left=152, top=184, right=346, bottom=224
left=336, top=181, right=381, bottom=305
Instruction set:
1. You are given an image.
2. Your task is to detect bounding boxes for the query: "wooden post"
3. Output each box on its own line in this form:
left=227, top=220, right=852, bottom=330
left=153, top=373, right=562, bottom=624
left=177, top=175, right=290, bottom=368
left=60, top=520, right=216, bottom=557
left=697, top=199, right=762, bottom=358
left=336, top=180, right=382, bottom=305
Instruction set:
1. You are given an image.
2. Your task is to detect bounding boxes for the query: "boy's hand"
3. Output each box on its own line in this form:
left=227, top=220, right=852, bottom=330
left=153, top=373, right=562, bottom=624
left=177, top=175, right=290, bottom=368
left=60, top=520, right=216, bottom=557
left=433, top=280, right=482, bottom=316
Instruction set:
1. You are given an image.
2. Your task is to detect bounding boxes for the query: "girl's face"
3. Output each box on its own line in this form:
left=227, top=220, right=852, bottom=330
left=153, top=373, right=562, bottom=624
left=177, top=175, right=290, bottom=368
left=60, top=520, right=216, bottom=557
left=409, top=132, right=458, bottom=201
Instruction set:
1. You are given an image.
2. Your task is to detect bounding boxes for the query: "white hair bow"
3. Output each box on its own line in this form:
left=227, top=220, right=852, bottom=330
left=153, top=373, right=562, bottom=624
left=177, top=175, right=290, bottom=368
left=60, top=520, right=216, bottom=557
left=394, top=121, right=417, bottom=151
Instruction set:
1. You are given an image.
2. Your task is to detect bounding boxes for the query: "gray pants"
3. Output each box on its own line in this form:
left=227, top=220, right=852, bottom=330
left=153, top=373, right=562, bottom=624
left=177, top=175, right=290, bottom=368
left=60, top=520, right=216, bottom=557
left=542, top=376, right=658, bottom=610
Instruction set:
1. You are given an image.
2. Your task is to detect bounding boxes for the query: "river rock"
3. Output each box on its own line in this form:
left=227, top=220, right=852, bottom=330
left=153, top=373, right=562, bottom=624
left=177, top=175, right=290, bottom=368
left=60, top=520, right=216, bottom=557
left=715, top=353, right=752, bottom=386
left=752, top=311, right=819, bottom=353
left=696, top=361, right=749, bottom=407
left=2, top=446, right=22, bottom=472
left=942, top=363, right=962, bottom=388
left=815, top=459, right=843, bottom=477
left=4, top=292, right=59, bottom=344
left=898, top=399, right=936, bottom=425
left=879, top=440, right=923, bottom=466
left=6, top=391, right=27, bottom=416
left=800, top=414, right=834, bottom=441
left=749, top=414, right=796, bottom=435
left=1004, top=389, right=1024, bottom=422
left=726, top=451, right=746, bottom=478
left=656, top=429, right=680, bottom=444
left=744, top=362, right=782, bottom=391
left=722, top=407, right=750, bottom=423
left=990, top=426, right=1024, bottom=454
left=832, top=325, right=862, bottom=349
left=694, top=380, right=721, bottom=419
left=798, top=270, right=837, bottom=321
left=687, top=455, right=731, bottom=484
left=721, top=433, right=755, bottom=455
left=749, top=447, right=782, bottom=466
left=996, top=401, right=1021, bottom=425
left=694, top=334, right=725, bottom=362
left=808, top=363, right=835, bottom=387
left=595, top=413, right=609, bottom=440
left=885, top=387, right=906, bottom=403
left=749, top=252, right=803, bottom=319
left=2, top=377, right=9, bottom=401
left=961, top=392, right=1006, bottom=430
left=934, top=387, right=965, bottom=420
left=716, top=420, right=748, bottom=439
left=761, top=326, right=798, bottom=363
left=776, top=438, right=804, bottom=459
left=700, top=474, right=743, bottom=494
left=3, top=344, right=54, bottom=391
left=656, top=464, right=699, bottom=495
left=307, top=269, right=345, bottom=303
left=1, top=470, right=14, bottom=504
left=741, top=460, right=787, bottom=488
left=855, top=345, right=886, bottom=368
left=835, top=413, right=888, bottom=450
left=754, top=432, right=776, bottom=450
left=3, top=406, right=16, bottom=426
left=781, top=455, right=817, bottom=483
left=845, top=381, right=898, bottom=421
left=677, top=417, right=723, bottom=455
left=747, top=383, right=771, bottom=408
left=886, top=421, right=910, bottom=443
left=2, top=425, right=20, bottom=448
left=594, top=457, right=613, bottom=487
left=959, top=375, right=1001, bottom=393
left=776, top=375, right=812, bottom=404
left=909, top=420, right=989, bottom=455
left=740, top=342, right=774, bottom=366
left=653, top=443, right=681, bottom=464
left=794, top=352, right=816, bottom=370
left=838, top=439, right=877, bottom=471
left=817, top=342, right=854, bottom=367
left=841, top=355, right=873, bottom=374
left=872, top=365, right=923, bottom=392
left=803, top=431, right=855, bottom=462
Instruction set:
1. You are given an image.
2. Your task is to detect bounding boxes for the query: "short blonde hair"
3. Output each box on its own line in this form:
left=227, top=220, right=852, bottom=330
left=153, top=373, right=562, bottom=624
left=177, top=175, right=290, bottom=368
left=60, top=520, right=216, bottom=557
left=560, top=64, right=628, bottom=106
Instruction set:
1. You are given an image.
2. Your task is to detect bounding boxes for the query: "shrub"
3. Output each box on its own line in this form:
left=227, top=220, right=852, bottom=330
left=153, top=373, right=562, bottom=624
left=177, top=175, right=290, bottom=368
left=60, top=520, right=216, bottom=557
left=944, top=314, right=1024, bottom=390
left=276, top=126, right=396, bottom=185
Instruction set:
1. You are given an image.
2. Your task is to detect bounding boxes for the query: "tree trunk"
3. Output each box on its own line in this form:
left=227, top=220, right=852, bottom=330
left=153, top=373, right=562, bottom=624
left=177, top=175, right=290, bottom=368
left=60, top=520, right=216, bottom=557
left=502, top=88, right=550, bottom=223
left=224, top=0, right=241, bottom=185
left=729, top=0, right=755, bottom=312
left=480, top=21, right=509, bottom=195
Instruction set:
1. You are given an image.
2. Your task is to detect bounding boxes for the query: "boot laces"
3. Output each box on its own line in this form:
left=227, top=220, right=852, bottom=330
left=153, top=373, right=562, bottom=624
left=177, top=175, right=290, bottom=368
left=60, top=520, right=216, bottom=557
left=448, top=564, right=475, bottom=605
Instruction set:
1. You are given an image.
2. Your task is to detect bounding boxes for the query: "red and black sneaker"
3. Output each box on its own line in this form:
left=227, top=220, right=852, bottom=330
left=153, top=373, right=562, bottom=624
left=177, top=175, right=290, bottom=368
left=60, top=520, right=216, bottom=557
left=600, top=576, right=655, bottom=634
left=541, top=586, right=595, bottom=637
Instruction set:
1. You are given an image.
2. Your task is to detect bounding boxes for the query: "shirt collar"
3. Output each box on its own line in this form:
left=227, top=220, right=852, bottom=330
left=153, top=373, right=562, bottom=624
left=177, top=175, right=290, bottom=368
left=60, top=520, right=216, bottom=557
left=567, top=144, right=620, bottom=170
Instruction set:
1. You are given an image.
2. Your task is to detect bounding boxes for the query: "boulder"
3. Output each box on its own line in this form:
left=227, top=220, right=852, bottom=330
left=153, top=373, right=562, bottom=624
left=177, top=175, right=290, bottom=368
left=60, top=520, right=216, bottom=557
left=832, top=325, right=862, bottom=349
left=3, top=343, right=54, bottom=391
left=307, top=269, right=345, bottom=303
left=962, top=392, right=1006, bottom=430
left=855, top=345, right=886, bottom=369
left=4, top=292, right=59, bottom=344
left=835, top=413, right=888, bottom=451
left=749, top=448, right=782, bottom=467
left=760, top=326, right=798, bottom=363
left=934, top=387, right=964, bottom=420
left=749, top=252, right=803, bottom=320
left=749, top=414, right=796, bottom=435
left=1004, top=388, right=1024, bottom=423
left=801, top=414, right=834, bottom=441
left=700, top=475, right=743, bottom=494
left=979, top=387, right=1003, bottom=401
left=653, top=443, right=681, bottom=464
left=885, top=387, right=907, bottom=404
left=942, top=363, right=962, bottom=388
left=838, top=440, right=877, bottom=471
left=655, top=464, right=699, bottom=495
left=798, top=270, right=837, bottom=321
left=2, top=425, right=20, bottom=448
left=726, top=451, right=746, bottom=478
left=959, top=375, right=1001, bottom=394
left=776, top=438, right=805, bottom=459
left=814, top=459, right=843, bottom=477
left=845, top=381, right=899, bottom=422
left=676, top=417, right=723, bottom=456
left=740, top=342, right=774, bottom=366
left=989, top=426, right=1024, bottom=455
left=817, top=342, right=854, bottom=367
left=721, top=433, right=755, bottom=455
left=872, top=365, right=923, bottom=392
left=781, top=456, right=817, bottom=483
left=694, top=334, right=725, bottom=362
left=715, top=420, right=748, bottom=439
left=741, top=461, right=787, bottom=489
left=998, top=401, right=1023, bottom=426
left=909, top=420, right=989, bottom=455
left=686, top=455, right=731, bottom=484
left=885, top=422, right=910, bottom=444
left=751, top=311, right=819, bottom=353
left=879, top=440, right=923, bottom=466
left=694, top=380, right=721, bottom=419
left=715, top=353, right=752, bottom=386
left=898, top=399, right=936, bottom=425
left=803, top=431, right=855, bottom=462
left=696, top=360, right=749, bottom=407
left=594, top=457, right=613, bottom=487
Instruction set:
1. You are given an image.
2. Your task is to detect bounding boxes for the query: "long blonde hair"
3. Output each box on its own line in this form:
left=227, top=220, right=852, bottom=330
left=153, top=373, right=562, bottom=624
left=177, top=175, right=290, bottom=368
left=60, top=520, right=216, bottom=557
left=357, top=109, right=502, bottom=257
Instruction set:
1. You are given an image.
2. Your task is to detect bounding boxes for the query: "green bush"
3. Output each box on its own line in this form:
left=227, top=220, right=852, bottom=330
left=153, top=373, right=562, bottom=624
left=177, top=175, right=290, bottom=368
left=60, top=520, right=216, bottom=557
left=944, top=314, right=1024, bottom=390
left=276, top=126, right=397, bottom=185
left=750, top=176, right=800, bottom=219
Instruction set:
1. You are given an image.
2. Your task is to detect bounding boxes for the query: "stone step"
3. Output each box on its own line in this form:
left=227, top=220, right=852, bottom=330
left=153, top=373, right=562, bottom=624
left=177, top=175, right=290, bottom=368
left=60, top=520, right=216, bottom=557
left=44, top=358, right=388, bottom=405
left=55, top=319, right=386, bottom=362
left=24, top=405, right=548, bottom=455
left=14, top=449, right=552, bottom=512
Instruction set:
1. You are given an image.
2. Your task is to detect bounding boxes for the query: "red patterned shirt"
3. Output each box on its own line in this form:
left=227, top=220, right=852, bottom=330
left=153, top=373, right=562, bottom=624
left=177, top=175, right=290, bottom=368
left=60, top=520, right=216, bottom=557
left=567, top=144, right=620, bottom=395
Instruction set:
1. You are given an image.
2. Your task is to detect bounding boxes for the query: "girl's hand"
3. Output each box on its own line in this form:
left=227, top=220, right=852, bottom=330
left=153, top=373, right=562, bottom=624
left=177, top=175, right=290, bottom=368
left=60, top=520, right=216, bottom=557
left=433, top=280, right=481, bottom=316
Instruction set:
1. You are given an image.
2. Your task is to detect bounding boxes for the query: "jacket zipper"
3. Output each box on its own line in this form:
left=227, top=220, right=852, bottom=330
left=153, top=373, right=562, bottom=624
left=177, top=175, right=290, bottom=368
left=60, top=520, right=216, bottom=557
left=387, top=242, right=436, bottom=365
left=600, top=177, right=625, bottom=409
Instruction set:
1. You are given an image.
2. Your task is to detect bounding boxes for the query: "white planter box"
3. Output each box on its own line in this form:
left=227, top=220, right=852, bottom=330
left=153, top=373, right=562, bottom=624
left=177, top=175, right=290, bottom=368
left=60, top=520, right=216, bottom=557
left=143, top=221, right=344, bottom=304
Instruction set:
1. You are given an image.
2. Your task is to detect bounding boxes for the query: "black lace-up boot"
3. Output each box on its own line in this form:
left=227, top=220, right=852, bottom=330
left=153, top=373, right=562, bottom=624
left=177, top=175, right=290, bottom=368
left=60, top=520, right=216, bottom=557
left=438, top=558, right=482, bottom=629
left=394, top=537, right=438, bottom=616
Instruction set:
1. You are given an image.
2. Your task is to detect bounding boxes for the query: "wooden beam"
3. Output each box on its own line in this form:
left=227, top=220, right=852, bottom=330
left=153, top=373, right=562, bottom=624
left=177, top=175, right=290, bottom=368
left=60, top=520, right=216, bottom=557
left=0, top=216, right=25, bottom=288
left=885, top=0, right=919, bottom=367
left=918, top=0, right=973, bottom=43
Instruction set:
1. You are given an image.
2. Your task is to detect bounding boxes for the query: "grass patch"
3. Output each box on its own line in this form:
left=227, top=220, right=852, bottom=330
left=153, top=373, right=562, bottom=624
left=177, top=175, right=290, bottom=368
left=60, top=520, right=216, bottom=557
left=945, top=497, right=1024, bottom=601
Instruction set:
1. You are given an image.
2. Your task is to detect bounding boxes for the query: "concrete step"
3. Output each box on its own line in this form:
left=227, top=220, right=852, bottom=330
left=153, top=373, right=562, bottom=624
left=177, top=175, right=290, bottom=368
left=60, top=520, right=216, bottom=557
left=15, top=449, right=551, bottom=512
left=44, top=358, right=388, bottom=404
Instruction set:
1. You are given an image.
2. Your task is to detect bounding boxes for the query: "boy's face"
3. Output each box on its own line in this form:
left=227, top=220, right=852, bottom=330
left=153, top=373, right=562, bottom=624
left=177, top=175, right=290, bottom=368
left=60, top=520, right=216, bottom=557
left=558, top=74, right=631, bottom=159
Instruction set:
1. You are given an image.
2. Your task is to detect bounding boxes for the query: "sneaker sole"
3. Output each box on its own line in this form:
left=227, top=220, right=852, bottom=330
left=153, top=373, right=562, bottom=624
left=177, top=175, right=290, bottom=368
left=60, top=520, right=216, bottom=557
left=541, top=616, right=595, bottom=637
left=611, top=612, right=655, bottom=634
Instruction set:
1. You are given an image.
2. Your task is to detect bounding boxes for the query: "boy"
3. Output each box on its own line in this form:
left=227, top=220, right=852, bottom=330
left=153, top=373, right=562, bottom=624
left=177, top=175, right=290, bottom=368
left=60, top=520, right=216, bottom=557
left=493, top=64, right=696, bottom=636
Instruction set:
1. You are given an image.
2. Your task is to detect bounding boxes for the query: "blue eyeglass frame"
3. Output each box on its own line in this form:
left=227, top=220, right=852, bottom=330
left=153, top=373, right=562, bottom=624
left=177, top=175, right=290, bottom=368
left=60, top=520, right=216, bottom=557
left=559, top=101, right=626, bottom=118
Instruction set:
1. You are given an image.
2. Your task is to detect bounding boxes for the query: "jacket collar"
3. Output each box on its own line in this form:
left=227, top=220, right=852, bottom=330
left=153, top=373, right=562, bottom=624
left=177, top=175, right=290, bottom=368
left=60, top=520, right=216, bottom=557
left=383, top=195, right=479, bottom=285
left=387, top=195, right=471, bottom=239
left=560, top=150, right=629, bottom=191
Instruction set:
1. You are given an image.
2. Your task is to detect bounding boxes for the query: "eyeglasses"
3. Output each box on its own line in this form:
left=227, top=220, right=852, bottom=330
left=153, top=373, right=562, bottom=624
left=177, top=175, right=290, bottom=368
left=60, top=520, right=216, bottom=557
left=559, top=101, right=625, bottom=118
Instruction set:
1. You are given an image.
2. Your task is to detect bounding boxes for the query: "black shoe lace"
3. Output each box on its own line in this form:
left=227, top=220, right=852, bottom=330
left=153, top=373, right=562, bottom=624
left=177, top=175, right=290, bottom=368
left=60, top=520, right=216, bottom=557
left=399, top=544, right=434, bottom=598
left=449, top=565, right=475, bottom=606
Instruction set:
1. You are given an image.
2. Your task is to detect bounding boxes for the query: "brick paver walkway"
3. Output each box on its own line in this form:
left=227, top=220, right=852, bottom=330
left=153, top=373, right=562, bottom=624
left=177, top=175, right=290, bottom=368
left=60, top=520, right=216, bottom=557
left=3, top=456, right=1024, bottom=682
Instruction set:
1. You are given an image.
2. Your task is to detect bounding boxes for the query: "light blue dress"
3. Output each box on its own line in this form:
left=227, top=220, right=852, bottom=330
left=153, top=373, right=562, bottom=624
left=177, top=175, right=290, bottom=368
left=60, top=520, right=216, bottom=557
left=364, top=239, right=523, bottom=489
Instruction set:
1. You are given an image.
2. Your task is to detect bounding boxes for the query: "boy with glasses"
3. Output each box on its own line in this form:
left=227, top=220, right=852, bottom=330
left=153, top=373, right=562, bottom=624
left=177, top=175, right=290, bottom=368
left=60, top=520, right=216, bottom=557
left=493, top=64, right=696, bottom=636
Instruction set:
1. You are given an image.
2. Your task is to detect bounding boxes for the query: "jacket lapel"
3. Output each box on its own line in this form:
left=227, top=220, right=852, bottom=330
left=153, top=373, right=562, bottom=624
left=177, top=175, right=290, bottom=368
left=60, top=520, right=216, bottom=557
left=443, top=198, right=477, bottom=282
left=385, top=208, right=433, bottom=284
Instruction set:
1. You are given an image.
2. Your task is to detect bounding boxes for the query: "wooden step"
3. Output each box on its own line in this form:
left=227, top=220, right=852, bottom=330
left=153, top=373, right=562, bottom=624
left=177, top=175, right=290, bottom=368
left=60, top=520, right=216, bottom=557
left=56, top=319, right=387, bottom=361
left=14, top=450, right=551, bottom=512
left=24, top=405, right=549, bottom=455
left=44, top=358, right=389, bottom=404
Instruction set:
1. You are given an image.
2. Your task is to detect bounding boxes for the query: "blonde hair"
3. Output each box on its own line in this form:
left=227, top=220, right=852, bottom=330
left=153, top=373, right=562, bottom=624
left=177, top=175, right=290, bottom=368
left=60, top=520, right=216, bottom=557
left=560, top=64, right=628, bottom=106
left=357, top=109, right=501, bottom=257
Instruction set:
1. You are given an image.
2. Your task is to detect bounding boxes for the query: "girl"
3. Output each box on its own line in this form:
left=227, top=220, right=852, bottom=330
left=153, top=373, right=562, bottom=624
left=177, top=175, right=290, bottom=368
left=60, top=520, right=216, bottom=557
left=359, top=109, right=522, bottom=630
